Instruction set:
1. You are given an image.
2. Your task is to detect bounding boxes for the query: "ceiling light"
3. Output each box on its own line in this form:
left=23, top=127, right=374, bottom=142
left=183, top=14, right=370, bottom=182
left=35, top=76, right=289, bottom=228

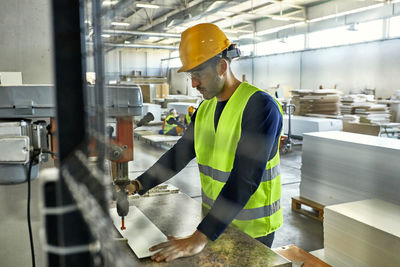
left=206, top=1, right=226, bottom=12
left=272, top=16, right=291, bottom=21
left=216, top=11, right=233, bottom=17
left=239, top=33, right=255, bottom=39
left=124, top=40, right=131, bottom=44
left=101, top=34, right=111, bottom=38
left=257, top=23, right=296, bottom=36
left=136, top=2, right=160, bottom=9
left=111, top=22, right=130, bottom=26
left=347, top=23, right=358, bottom=31
left=102, top=1, right=118, bottom=7
left=238, top=34, right=261, bottom=41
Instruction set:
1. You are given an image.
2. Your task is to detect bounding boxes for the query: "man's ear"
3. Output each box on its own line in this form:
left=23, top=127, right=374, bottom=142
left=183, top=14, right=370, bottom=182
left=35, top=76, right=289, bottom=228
left=217, top=58, right=228, bottom=76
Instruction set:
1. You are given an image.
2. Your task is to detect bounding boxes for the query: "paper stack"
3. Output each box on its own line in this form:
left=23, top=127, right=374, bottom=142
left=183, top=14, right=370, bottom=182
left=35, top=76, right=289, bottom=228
left=340, top=95, right=391, bottom=124
left=324, top=199, right=400, bottom=266
left=340, top=94, right=374, bottom=115
left=300, top=131, right=400, bottom=206
left=354, top=103, right=391, bottom=124
left=342, top=114, right=359, bottom=123
left=291, top=89, right=341, bottom=116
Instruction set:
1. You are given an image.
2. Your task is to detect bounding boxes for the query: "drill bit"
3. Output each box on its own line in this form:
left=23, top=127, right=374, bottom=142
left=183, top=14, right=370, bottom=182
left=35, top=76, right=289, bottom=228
left=121, top=216, right=126, bottom=230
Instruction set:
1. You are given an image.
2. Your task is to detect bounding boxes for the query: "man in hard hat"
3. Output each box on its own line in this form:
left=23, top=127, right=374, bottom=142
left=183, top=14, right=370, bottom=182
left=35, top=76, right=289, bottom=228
left=127, top=23, right=283, bottom=262
left=184, top=106, right=195, bottom=127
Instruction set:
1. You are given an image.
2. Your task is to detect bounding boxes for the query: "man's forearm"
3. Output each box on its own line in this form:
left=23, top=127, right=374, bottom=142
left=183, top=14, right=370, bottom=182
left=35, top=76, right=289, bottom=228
left=136, top=123, right=196, bottom=193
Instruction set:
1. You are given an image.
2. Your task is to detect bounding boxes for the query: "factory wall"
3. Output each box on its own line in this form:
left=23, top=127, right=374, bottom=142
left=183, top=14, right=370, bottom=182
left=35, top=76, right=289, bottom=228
left=301, top=38, right=400, bottom=98
left=104, top=48, right=169, bottom=80
left=0, top=0, right=53, bottom=84
left=233, top=38, right=400, bottom=98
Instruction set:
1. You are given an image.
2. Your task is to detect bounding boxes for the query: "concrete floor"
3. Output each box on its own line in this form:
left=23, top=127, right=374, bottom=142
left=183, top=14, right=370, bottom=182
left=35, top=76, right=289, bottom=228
left=129, top=138, right=324, bottom=252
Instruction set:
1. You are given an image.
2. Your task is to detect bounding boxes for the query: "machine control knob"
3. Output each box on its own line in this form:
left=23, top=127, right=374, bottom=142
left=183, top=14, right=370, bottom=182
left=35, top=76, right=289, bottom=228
left=109, top=146, right=123, bottom=161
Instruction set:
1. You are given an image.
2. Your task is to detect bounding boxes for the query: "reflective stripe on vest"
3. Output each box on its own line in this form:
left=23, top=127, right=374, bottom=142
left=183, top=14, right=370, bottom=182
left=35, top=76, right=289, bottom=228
left=201, top=190, right=281, bottom=221
left=163, top=115, right=177, bottom=134
left=194, top=82, right=283, bottom=238
left=198, top=163, right=280, bottom=183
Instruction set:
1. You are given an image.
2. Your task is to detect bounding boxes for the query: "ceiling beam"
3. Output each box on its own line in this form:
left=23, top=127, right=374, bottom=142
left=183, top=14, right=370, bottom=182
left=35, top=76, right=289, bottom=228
left=102, top=29, right=180, bottom=38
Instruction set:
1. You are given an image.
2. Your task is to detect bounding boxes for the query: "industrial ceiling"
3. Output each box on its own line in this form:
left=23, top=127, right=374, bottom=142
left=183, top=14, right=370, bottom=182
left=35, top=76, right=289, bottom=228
left=95, top=0, right=394, bottom=49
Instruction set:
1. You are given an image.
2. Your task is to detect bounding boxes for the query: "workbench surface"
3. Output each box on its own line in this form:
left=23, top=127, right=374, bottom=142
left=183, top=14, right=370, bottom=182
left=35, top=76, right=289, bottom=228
left=121, top=193, right=291, bottom=266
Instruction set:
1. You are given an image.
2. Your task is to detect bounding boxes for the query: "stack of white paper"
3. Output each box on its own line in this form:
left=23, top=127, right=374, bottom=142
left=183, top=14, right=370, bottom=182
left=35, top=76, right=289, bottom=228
left=324, top=199, right=400, bottom=266
left=300, top=131, right=400, bottom=206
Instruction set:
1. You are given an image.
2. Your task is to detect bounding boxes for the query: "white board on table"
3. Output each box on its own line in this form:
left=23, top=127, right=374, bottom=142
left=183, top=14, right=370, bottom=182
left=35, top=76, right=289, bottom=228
left=110, top=206, right=168, bottom=258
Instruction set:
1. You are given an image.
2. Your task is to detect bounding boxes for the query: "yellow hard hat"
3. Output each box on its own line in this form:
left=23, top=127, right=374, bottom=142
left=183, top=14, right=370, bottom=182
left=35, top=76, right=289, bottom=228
left=188, top=106, right=195, bottom=113
left=177, top=23, right=232, bottom=73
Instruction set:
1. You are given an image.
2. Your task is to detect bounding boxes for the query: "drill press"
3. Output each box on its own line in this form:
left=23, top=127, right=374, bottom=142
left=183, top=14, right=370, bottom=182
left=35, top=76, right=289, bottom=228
left=109, top=112, right=154, bottom=230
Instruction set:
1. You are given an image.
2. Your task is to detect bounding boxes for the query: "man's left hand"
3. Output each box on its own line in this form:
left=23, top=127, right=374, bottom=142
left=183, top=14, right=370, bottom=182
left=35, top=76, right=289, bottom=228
left=149, top=230, right=209, bottom=262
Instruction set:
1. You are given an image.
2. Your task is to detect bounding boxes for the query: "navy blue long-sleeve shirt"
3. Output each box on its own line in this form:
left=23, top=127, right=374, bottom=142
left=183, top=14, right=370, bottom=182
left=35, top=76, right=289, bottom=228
left=137, top=90, right=282, bottom=241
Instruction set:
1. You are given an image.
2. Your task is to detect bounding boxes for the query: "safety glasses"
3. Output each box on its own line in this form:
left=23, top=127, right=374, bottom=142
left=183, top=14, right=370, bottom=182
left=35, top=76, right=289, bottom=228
left=184, top=57, right=220, bottom=80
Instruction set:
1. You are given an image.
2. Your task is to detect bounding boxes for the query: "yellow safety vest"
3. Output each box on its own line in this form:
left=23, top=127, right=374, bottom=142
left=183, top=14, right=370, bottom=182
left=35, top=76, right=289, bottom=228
left=163, top=114, right=177, bottom=134
left=194, top=82, right=283, bottom=238
left=185, top=113, right=192, bottom=125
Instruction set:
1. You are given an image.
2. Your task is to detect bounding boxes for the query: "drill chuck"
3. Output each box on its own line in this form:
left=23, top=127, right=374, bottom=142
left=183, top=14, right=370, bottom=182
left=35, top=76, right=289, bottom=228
left=116, top=190, right=129, bottom=217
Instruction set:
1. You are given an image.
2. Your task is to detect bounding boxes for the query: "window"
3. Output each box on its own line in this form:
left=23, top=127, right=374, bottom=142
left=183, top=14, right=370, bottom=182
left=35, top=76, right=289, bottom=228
left=239, top=44, right=254, bottom=56
left=308, top=19, right=383, bottom=49
left=161, top=51, right=181, bottom=68
left=389, top=16, right=400, bottom=38
left=256, top=34, right=305, bottom=56
left=166, top=58, right=181, bottom=68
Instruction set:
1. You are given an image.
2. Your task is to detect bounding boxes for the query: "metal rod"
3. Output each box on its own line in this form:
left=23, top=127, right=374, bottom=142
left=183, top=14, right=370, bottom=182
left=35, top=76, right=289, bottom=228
left=92, top=0, right=107, bottom=171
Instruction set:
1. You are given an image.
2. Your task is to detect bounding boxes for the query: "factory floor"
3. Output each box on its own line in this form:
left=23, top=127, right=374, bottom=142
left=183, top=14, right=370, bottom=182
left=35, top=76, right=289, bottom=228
left=129, top=138, right=324, bottom=252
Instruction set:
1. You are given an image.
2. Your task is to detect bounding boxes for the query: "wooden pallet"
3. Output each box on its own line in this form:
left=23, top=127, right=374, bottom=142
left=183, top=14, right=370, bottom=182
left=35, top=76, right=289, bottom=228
left=292, top=196, right=324, bottom=222
left=274, top=245, right=331, bottom=267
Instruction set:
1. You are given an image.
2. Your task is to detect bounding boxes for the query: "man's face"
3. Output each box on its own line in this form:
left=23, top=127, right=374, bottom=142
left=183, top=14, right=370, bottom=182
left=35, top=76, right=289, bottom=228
left=187, top=59, right=225, bottom=100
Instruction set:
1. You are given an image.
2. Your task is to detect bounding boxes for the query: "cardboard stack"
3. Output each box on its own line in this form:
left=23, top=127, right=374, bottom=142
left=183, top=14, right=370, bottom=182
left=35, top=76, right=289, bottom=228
left=140, top=84, right=155, bottom=103
left=354, top=103, right=391, bottom=124
left=156, top=83, right=169, bottom=99
left=342, top=121, right=380, bottom=136
left=140, top=83, right=170, bottom=103
left=291, top=89, right=341, bottom=116
left=324, top=199, right=400, bottom=266
left=300, top=131, right=400, bottom=206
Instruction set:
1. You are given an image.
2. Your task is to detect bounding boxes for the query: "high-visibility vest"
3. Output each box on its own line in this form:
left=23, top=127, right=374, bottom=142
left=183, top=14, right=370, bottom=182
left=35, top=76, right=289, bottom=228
left=194, top=82, right=283, bottom=238
left=163, top=114, right=177, bottom=134
left=185, top=113, right=192, bottom=125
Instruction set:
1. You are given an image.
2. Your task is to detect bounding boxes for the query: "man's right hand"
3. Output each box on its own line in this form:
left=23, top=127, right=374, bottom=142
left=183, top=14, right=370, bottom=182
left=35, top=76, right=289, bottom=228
left=126, top=180, right=141, bottom=195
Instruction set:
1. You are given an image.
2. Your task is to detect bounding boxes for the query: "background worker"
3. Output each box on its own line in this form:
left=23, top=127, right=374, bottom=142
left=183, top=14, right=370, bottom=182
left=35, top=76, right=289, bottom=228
left=184, top=106, right=195, bottom=127
left=128, top=23, right=283, bottom=262
left=161, top=108, right=186, bottom=136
